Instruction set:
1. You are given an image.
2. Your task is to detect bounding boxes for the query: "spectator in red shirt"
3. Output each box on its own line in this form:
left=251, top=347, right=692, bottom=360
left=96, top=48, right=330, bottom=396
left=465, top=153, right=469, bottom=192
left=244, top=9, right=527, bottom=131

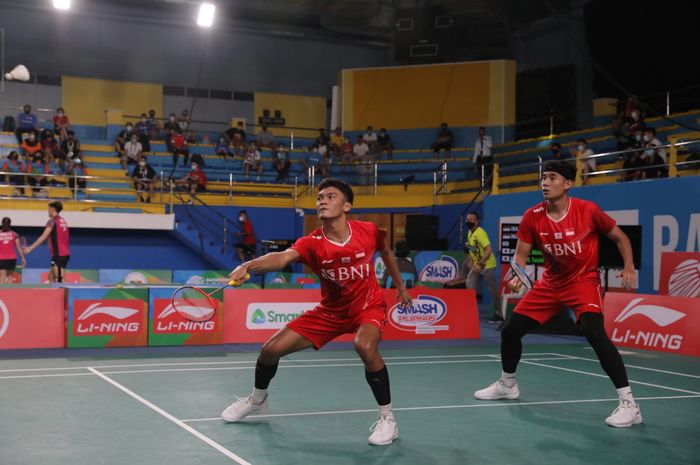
left=23, top=201, right=71, bottom=283
left=171, top=130, right=190, bottom=169
left=176, top=161, right=206, bottom=196
left=21, top=130, right=43, bottom=161
left=235, top=210, right=256, bottom=261
left=52, top=107, right=71, bottom=142
left=41, top=129, right=61, bottom=161
left=0, top=217, right=26, bottom=283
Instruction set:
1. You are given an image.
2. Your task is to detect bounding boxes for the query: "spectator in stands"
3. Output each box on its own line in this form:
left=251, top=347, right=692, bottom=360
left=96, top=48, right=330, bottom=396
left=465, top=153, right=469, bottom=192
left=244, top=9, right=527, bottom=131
left=135, top=113, right=151, bottom=152
left=256, top=124, right=276, bottom=150
left=15, top=104, right=38, bottom=144
left=215, top=136, right=233, bottom=158
left=163, top=113, right=179, bottom=153
left=0, top=217, right=26, bottom=283
left=464, top=212, right=500, bottom=323
left=363, top=126, right=378, bottom=151
left=339, top=140, right=354, bottom=171
left=642, top=127, right=668, bottom=179
left=315, top=128, right=330, bottom=147
left=243, top=142, right=263, bottom=181
left=381, top=240, right=417, bottom=288
left=21, top=130, right=43, bottom=161
left=147, top=109, right=160, bottom=140
left=61, top=130, right=81, bottom=161
left=317, top=141, right=331, bottom=178
left=431, top=122, right=453, bottom=158
left=626, top=108, right=645, bottom=145
left=303, top=145, right=323, bottom=177
left=377, top=128, right=394, bottom=159
left=352, top=135, right=370, bottom=162
left=27, top=152, right=48, bottom=198
left=619, top=150, right=645, bottom=182
left=576, top=139, right=596, bottom=185
left=178, top=109, right=191, bottom=132
left=176, top=160, right=207, bottom=196
left=170, top=130, right=190, bottom=173
left=47, top=152, right=65, bottom=187
left=40, top=129, right=61, bottom=162
left=66, top=157, right=88, bottom=194
left=329, top=127, right=346, bottom=158
left=235, top=210, right=256, bottom=261
left=52, top=107, right=70, bottom=143
left=123, top=133, right=143, bottom=174
left=473, top=126, right=492, bottom=172
left=2, top=151, right=26, bottom=197
left=549, top=142, right=571, bottom=161
left=225, top=122, right=246, bottom=157
left=273, top=143, right=291, bottom=182
left=132, top=156, right=157, bottom=203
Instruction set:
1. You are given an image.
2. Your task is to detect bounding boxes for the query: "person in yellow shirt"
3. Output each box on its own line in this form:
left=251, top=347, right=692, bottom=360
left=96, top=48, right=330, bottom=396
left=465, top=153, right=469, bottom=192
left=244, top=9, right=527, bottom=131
left=329, top=126, right=347, bottom=158
left=465, top=212, right=501, bottom=322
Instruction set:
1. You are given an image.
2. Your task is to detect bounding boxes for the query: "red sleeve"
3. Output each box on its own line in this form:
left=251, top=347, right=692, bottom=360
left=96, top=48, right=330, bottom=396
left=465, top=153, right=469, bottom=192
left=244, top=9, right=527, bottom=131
left=46, top=218, right=54, bottom=230
left=52, top=116, right=59, bottom=125
left=517, top=209, right=536, bottom=244
left=591, top=204, right=616, bottom=234
left=290, top=235, right=316, bottom=267
left=375, top=225, right=387, bottom=252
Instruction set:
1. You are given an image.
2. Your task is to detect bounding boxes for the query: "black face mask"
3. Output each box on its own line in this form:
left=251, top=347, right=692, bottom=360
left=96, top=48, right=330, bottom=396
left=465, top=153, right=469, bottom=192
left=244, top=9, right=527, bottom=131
left=466, top=221, right=476, bottom=230
left=552, top=149, right=560, bottom=154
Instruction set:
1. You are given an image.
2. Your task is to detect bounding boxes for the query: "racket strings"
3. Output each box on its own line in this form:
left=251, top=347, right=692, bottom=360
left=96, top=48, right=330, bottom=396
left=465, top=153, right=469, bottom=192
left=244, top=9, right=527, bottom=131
left=171, top=287, right=217, bottom=322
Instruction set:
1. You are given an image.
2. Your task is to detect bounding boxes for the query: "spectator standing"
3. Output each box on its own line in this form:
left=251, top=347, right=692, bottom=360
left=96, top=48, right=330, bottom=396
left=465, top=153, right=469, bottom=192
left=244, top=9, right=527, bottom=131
left=464, top=212, right=500, bottom=322
left=163, top=113, right=179, bottom=153
left=135, top=113, right=151, bottom=152
left=132, top=156, right=157, bottom=203
left=642, top=128, right=668, bottom=179
left=256, top=124, right=276, bottom=151
left=243, top=143, right=263, bottom=181
left=2, top=151, right=26, bottom=197
left=235, top=210, right=256, bottom=261
left=122, top=133, right=143, bottom=174
left=473, top=126, right=493, bottom=174
left=576, top=139, right=596, bottom=185
left=317, top=141, right=331, bottom=178
left=273, top=143, right=291, bottom=182
left=377, top=128, right=394, bottom=159
left=22, top=201, right=71, bottom=283
left=431, top=122, right=453, bottom=158
left=178, top=109, right=191, bottom=132
left=15, top=104, right=38, bottom=144
left=225, top=122, right=247, bottom=157
left=52, top=107, right=70, bottom=143
left=170, top=131, right=190, bottom=173
left=0, top=217, right=27, bottom=283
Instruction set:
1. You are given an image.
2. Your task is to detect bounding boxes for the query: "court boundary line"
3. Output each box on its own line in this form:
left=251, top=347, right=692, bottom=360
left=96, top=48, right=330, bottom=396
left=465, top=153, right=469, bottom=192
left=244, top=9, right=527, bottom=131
left=182, top=394, right=700, bottom=423
left=87, top=367, right=253, bottom=465
left=550, top=352, right=700, bottom=380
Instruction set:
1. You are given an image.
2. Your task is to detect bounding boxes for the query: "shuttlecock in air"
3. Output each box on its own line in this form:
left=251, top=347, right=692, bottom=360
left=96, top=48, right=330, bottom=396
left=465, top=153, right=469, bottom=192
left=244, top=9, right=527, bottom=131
left=4, top=64, right=30, bottom=82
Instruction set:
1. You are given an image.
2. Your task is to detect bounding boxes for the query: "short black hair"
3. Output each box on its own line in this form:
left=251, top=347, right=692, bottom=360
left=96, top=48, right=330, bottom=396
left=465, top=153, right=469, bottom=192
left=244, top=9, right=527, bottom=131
left=645, top=127, right=656, bottom=136
left=239, top=210, right=248, bottom=216
left=49, top=201, right=63, bottom=213
left=466, top=211, right=480, bottom=220
left=318, top=178, right=354, bottom=204
left=394, top=240, right=410, bottom=258
left=577, top=138, right=588, bottom=145
left=543, top=161, right=576, bottom=180
left=551, top=142, right=562, bottom=149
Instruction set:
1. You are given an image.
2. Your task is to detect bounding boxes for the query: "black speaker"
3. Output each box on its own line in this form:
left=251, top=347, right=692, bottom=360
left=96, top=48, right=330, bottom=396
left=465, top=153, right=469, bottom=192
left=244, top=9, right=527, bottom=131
left=394, top=7, right=456, bottom=64
left=406, top=215, right=440, bottom=250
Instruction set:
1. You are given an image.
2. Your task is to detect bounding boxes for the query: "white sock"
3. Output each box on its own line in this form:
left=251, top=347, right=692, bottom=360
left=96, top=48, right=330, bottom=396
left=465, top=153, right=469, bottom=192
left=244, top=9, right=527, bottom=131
left=378, top=403, right=393, bottom=417
left=251, top=388, right=267, bottom=403
left=501, top=371, right=516, bottom=388
left=616, top=386, right=634, bottom=403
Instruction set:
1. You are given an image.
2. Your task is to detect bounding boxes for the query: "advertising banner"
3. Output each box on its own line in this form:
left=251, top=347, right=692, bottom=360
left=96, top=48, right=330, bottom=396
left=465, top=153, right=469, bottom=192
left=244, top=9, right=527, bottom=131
left=263, top=272, right=319, bottom=289
left=67, top=287, right=149, bottom=348
left=98, top=269, right=172, bottom=285
left=148, top=287, right=223, bottom=346
left=603, top=292, right=700, bottom=357
left=659, top=252, right=700, bottom=297
left=413, top=251, right=466, bottom=284
left=173, top=270, right=230, bottom=285
left=20, top=268, right=99, bottom=284
left=224, top=288, right=479, bottom=344
left=0, top=288, right=65, bottom=350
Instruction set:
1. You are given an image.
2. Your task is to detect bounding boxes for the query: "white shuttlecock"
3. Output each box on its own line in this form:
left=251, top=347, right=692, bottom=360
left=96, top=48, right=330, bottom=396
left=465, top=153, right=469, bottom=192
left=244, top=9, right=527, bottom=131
left=4, top=64, right=31, bottom=82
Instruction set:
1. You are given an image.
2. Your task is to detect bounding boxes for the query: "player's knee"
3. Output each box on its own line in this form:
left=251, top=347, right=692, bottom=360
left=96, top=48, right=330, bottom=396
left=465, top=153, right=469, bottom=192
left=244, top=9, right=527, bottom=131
left=259, top=340, right=283, bottom=364
left=354, top=339, right=377, bottom=360
left=579, top=313, right=607, bottom=342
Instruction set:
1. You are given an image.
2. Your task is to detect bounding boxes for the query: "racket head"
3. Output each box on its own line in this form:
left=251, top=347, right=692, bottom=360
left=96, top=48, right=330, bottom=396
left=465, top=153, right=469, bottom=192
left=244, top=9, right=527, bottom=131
left=509, top=261, right=533, bottom=289
left=170, top=286, right=218, bottom=322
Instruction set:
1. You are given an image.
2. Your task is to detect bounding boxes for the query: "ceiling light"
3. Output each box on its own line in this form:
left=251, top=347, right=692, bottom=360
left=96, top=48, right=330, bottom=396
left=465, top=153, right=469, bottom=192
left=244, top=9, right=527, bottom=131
left=197, top=3, right=215, bottom=27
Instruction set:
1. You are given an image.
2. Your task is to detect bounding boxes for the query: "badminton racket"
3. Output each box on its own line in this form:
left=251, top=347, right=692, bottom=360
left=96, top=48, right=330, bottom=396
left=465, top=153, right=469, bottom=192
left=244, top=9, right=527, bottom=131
left=509, top=261, right=533, bottom=290
left=170, top=273, right=250, bottom=322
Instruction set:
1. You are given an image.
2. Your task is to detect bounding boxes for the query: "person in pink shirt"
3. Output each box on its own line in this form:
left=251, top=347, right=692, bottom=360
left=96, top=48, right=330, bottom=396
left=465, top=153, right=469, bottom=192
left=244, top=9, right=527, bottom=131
left=23, top=201, right=71, bottom=283
left=0, top=217, right=27, bottom=283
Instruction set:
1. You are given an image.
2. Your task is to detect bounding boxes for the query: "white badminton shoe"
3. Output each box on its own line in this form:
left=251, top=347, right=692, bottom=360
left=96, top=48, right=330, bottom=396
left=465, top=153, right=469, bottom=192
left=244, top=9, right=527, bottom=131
left=368, top=414, right=399, bottom=446
left=221, top=394, right=268, bottom=422
left=474, top=379, right=520, bottom=400
left=605, top=400, right=642, bottom=427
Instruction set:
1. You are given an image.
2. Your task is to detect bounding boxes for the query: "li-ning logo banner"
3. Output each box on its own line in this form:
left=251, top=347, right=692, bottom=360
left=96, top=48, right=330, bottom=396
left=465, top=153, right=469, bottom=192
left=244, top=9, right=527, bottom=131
left=668, top=259, right=700, bottom=297
left=609, top=297, right=686, bottom=351
left=154, top=299, right=216, bottom=333
left=0, top=299, right=9, bottom=339
left=73, top=300, right=143, bottom=336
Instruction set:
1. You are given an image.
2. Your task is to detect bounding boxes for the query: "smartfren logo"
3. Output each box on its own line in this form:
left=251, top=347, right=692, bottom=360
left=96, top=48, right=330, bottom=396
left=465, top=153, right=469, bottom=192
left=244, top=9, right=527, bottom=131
left=251, top=309, right=266, bottom=324
left=245, top=302, right=318, bottom=330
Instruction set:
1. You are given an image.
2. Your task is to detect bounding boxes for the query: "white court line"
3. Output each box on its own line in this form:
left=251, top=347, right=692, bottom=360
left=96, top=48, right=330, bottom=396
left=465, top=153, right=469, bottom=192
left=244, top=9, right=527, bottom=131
left=0, top=353, right=558, bottom=374
left=0, top=372, right=95, bottom=380
left=182, top=394, right=700, bottom=423
left=521, top=361, right=700, bottom=395
left=550, top=352, right=700, bottom=380
left=87, top=368, right=252, bottom=465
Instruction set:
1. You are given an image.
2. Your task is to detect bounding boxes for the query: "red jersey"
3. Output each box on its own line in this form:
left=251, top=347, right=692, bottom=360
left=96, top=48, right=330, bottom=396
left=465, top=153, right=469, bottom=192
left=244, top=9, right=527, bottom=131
left=291, top=220, right=387, bottom=316
left=0, top=231, right=18, bottom=260
left=47, top=215, right=70, bottom=257
left=189, top=168, right=207, bottom=187
left=242, top=220, right=256, bottom=246
left=517, top=197, right=616, bottom=287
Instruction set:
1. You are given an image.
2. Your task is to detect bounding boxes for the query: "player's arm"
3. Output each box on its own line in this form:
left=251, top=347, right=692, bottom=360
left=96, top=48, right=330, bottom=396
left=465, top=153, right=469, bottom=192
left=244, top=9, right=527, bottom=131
left=15, top=237, right=27, bottom=267
left=509, top=239, right=533, bottom=291
left=605, top=225, right=637, bottom=290
left=23, top=225, right=52, bottom=254
left=228, top=249, right=300, bottom=284
left=380, top=242, right=412, bottom=307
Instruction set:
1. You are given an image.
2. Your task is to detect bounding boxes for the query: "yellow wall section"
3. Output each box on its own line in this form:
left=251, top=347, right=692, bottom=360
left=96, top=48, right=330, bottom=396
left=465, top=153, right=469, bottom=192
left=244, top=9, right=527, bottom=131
left=62, top=76, right=163, bottom=126
left=342, top=60, right=515, bottom=130
left=254, top=92, right=327, bottom=139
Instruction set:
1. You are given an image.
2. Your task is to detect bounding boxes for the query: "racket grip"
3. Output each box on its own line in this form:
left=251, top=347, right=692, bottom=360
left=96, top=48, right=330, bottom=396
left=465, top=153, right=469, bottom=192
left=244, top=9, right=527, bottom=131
left=228, top=273, right=251, bottom=286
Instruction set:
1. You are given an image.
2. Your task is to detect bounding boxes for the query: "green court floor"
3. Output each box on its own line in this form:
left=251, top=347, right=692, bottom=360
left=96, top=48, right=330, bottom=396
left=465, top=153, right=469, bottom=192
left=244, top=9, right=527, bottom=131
left=1, top=344, right=698, bottom=465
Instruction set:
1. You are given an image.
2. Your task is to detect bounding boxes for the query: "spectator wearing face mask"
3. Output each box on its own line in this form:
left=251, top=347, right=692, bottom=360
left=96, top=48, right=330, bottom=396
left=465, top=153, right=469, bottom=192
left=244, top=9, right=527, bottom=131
left=431, top=122, right=453, bottom=158
left=243, top=143, right=263, bottom=181
left=170, top=130, right=190, bottom=177
left=66, top=157, right=88, bottom=193
left=2, top=151, right=26, bottom=197
left=625, top=109, right=645, bottom=147
left=575, top=139, right=596, bottom=185
left=235, top=210, right=256, bottom=261
left=176, top=161, right=207, bottom=195
left=47, top=152, right=65, bottom=187
left=473, top=126, right=493, bottom=176
left=224, top=122, right=247, bottom=157
left=273, top=143, right=291, bottom=182
left=15, top=104, right=38, bottom=144
left=178, top=109, right=196, bottom=143
left=256, top=124, right=276, bottom=151
left=123, top=133, right=143, bottom=174
left=147, top=110, right=160, bottom=140
left=163, top=113, right=179, bottom=153
left=362, top=126, right=378, bottom=152
left=52, top=107, right=71, bottom=143
left=21, top=130, right=43, bottom=161
left=61, top=130, right=81, bottom=161
left=41, top=129, right=60, bottom=161
left=131, top=156, right=157, bottom=203
left=549, top=142, right=571, bottom=161
left=641, top=127, right=668, bottom=179
left=135, top=113, right=151, bottom=152
left=215, top=136, right=234, bottom=158
left=27, top=152, right=49, bottom=198
left=464, top=212, right=500, bottom=323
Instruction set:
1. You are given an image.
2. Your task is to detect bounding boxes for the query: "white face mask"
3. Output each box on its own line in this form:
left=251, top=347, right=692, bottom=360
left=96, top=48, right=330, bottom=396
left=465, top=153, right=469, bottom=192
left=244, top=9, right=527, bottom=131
left=631, top=112, right=639, bottom=120
left=238, top=216, right=245, bottom=222
left=169, top=116, right=175, bottom=122
left=58, top=112, right=64, bottom=117
left=126, top=126, right=133, bottom=132
left=191, top=165, right=198, bottom=171
left=577, top=145, right=585, bottom=152
left=635, top=134, right=642, bottom=141
left=643, top=134, right=650, bottom=142
left=139, top=161, right=146, bottom=167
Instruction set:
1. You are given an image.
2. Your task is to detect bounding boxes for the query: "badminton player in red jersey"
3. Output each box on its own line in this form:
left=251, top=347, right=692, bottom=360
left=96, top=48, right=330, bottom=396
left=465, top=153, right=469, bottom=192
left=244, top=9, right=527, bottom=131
left=474, top=161, right=642, bottom=427
left=23, top=201, right=71, bottom=283
left=222, top=178, right=412, bottom=445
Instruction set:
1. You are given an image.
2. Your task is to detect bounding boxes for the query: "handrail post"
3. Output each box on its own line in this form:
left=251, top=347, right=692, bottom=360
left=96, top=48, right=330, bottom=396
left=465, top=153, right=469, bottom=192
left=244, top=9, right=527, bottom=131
left=441, top=161, right=448, bottom=193
left=480, top=163, right=485, bottom=188
left=169, top=180, right=174, bottom=212
left=549, top=110, right=554, bottom=136
left=669, top=140, right=678, bottom=178
left=575, top=156, right=583, bottom=187
left=294, top=175, right=298, bottom=209
left=538, top=156, right=543, bottom=179
left=432, top=171, right=437, bottom=204
left=229, top=172, right=233, bottom=204
left=73, top=172, right=78, bottom=203
left=458, top=214, right=464, bottom=248
left=159, top=170, right=164, bottom=204
left=666, top=90, right=670, bottom=116
left=223, top=217, right=228, bottom=255
left=373, top=162, right=378, bottom=195
left=492, top=163, right=500, bottom=195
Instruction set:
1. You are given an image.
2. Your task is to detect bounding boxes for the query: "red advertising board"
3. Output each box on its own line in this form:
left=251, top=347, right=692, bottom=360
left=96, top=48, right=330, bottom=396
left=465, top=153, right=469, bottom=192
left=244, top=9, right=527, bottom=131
left=0, top=288, right=65, bottom=350
left=224, top=289, right=479, bottom=344
left=603, top=292, right=700, bottom=357
left=659, top=252, right=700, bottom=297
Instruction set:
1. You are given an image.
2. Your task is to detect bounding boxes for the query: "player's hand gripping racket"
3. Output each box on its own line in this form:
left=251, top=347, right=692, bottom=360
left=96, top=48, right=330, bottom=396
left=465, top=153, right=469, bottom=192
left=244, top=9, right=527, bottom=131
left=509, top=262, right=533, bottom=291
left=170, top=273, right=250, bottom=322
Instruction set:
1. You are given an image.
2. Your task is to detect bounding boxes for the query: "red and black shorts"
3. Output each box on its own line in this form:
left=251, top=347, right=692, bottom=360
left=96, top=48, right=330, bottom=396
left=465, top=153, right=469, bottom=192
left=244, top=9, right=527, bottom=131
left=0, top=259, right=17, bottom=271
left=51, top=255, right=70, bottom=269
left=286, top=306, right=387, bottom=350
left=513, top=280, right=604, bottom=324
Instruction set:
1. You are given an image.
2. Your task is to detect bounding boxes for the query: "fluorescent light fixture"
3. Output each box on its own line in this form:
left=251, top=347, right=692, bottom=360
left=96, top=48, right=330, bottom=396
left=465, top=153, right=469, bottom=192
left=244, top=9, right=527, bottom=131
left=53, top=0, right=71, bottom=10
left=197, top=3, right=215, bottom=27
